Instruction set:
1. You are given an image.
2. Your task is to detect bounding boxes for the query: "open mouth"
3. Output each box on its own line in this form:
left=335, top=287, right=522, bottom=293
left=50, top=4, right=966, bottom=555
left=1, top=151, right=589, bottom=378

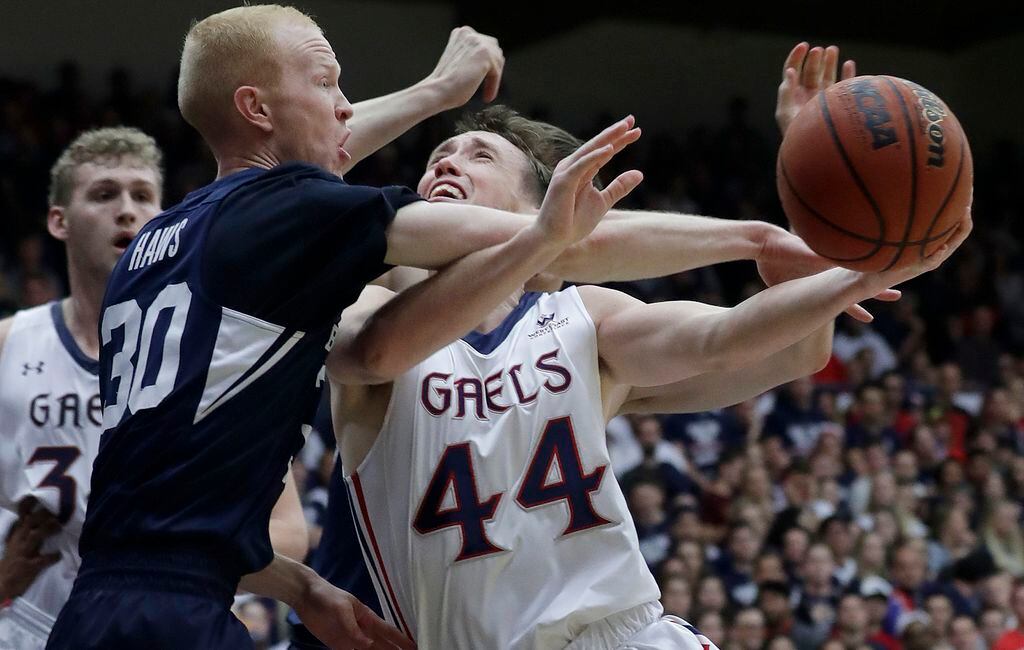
left=428, top=182, right=466, bottom=201
left=112, top=233, right=133, bottom=251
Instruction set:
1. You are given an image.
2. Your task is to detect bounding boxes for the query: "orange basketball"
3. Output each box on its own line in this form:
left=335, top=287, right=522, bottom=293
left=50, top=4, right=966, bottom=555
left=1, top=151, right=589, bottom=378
left=777, top=75, right=972, bottom=272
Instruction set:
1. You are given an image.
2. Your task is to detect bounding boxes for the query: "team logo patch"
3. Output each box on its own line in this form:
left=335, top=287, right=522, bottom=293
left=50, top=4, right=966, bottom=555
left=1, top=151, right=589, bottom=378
left=22, top=361, right=45, bottom=375
left=528, top=313, right=569, bottom=339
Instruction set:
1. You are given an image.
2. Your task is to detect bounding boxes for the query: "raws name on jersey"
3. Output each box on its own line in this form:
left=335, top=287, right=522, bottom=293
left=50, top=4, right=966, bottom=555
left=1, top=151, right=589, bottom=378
left=127, top=219, right=188, bottom=271
left=420, top=348, right=571, bottom=420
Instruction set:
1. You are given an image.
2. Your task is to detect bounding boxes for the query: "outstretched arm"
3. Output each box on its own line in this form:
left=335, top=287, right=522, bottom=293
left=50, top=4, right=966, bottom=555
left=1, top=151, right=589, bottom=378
left=585, top=219, right=968, bottom=389
left=617, top=324, right=833, bottom=415
left=334, top=119, right=643, bottom=384
left=340, top=26, right=504, bottom=174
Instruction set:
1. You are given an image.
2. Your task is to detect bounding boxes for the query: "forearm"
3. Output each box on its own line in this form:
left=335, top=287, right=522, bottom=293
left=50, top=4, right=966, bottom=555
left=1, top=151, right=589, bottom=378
left=268, top=470, right=308, bottom=562
left=238, top=553, right=318, bottom=606
left=601, top=268, right=865, bottom=388
left=621, top=323, right=833, bottom=414
left=351, top=224, right=565, bottom=381
left=388, top=204, right=776, bottom=282
left=699, top=269, right=861, bottom=371
left=549, top=212, right=774, bottom=282
left=341, top=79, right=448, bottom=174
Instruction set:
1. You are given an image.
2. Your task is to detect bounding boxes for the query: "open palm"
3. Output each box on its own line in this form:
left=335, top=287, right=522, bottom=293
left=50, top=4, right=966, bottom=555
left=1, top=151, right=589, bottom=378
left=776, top=42, right=856, bottom=135
left=536, top=117, right=644, bottom=245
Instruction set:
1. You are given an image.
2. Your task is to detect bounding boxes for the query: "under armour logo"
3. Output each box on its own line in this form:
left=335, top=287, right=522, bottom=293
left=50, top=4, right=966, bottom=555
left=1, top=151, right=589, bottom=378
left=537, top=313, right=555, bottom=327
left=22, top=361, right=45, bottom=375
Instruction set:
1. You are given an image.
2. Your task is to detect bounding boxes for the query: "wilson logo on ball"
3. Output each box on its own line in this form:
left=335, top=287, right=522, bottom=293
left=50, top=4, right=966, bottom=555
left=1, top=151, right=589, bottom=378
left=849, top=78, right=898, bottom=150
left=908, top=82, right=947, bottom=168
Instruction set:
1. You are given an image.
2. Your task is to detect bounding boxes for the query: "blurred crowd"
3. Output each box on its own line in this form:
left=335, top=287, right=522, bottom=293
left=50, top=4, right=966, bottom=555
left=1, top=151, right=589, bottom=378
left=2, top=62, right=1024, bottom=650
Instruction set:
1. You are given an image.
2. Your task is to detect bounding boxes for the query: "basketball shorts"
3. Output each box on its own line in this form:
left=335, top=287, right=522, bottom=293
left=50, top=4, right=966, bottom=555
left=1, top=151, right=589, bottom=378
left=44, top=548, right=252, bottom=650
left=0, top=597, right=54, bottom=650
left=566, top=601, right=720, bottom=650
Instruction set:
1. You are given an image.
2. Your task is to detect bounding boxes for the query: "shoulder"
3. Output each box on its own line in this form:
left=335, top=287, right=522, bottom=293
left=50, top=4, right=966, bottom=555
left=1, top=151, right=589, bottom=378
left=0, top=303, right=52, bottom=358
left=574, top=284, right=643, bottom=326
left=0, top=314, right=12, bottom=357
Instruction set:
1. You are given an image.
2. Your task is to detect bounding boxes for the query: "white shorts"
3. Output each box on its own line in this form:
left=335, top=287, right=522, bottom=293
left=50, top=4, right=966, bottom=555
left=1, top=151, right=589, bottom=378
left=567, top=602, right=720, bottom=650
left=0, top=598, right=53, bottom=650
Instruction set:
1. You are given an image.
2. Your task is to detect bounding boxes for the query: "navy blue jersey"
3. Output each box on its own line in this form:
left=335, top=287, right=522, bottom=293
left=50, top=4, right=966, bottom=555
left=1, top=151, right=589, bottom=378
left=82, top=163, right=420, bottom=577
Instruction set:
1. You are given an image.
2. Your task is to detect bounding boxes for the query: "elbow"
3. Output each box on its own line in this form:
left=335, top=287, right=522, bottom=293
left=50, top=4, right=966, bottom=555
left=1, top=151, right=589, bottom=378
left=270, top=520, right=309, bottom=562
left=352, top=335, right=404, bottom=383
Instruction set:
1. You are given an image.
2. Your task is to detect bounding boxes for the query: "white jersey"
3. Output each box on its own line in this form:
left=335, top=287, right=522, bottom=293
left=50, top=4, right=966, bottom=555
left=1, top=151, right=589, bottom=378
left=348, top=288, right=660, bottom=650
left=0, top=301, right=102, bottom=645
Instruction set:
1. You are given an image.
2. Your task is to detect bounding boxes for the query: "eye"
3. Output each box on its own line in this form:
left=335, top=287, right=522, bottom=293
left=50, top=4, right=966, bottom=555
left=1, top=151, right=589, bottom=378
left=320, top=78, right=330, bottom=89
left=475, top=151, right=493, bottom=161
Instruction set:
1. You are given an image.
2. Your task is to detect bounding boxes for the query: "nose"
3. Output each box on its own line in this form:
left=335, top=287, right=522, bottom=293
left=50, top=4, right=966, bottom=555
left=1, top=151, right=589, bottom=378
left=434, top=154, right=462, bottom=177
left=336, top=91, right=353, bottom=122
left=114, top=192, right=139, bottom=228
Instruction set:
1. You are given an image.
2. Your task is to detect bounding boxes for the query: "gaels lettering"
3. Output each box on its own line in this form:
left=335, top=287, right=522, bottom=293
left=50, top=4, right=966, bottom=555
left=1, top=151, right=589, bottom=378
left=421, top=349, right=572, bottom=419
left=30, top=393, right=102, bottom=427
left=848, top=79, right=898, bottom=150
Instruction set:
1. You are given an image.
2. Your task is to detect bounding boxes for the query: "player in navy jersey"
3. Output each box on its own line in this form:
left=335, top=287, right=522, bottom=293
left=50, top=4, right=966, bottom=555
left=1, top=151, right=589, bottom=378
left=0, top=127, right=310, bottom=650
left=45, top=5, right=654, bottom=649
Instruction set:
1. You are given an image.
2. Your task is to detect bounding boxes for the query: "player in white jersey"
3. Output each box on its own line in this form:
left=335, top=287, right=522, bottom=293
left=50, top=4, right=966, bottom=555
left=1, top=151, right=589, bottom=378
left=324, top=106, right=970, bottom=650
left=0, top=127, right=164, bottom=649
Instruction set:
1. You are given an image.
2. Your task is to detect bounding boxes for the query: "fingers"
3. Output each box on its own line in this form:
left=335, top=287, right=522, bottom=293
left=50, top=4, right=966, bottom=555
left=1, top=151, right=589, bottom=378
left=564, top=117, right=634, bottom=166
left=481, top=64, right=502, bottom=102
left=598, top=170, right=644, bottom=208
left=801, top=46, right=825, bottom=89
left=783, top=42, right=809, bottom=80
left=875, top=289, right=902, bottom=302
left=846, top=304, right=874, bottom=323
left=369, top=615, right=417, bottom=649
left=481, top=40, right=504, bottom=102
left=334, top=602, right=374, bottom=649
left=823, top=46, right=840, bottom=85
left=563, top=145, right=616, bottom=190
left=841, top=59, right=856, bottom=80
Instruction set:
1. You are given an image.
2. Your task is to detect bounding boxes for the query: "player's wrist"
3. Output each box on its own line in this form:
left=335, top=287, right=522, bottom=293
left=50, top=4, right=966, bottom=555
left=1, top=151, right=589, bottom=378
left=415, top=75, right=460, bottom=114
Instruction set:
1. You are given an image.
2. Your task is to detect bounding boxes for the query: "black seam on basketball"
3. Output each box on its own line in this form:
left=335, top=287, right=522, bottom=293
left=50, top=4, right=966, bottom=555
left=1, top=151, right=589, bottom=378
left=918, top=131, right=966, bottom=260
left=818, top=90, right=889, bottom=246
left=880, top=77, right=918, bottom=272
left=780, top=160, right=882, bottom=260
left=780, top=159, right=956, bottom=249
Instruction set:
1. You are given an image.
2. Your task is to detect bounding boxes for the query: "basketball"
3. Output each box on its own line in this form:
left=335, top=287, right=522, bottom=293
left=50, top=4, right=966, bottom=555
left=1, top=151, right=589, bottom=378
left=777, top=75, right=972, bottom=272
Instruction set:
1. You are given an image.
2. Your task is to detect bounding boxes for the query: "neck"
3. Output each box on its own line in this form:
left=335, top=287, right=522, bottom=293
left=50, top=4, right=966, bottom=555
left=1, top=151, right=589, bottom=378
left=64, top=261, right=106, bottom=359
left=473, top=289, right=525, bottom=334
left=215, top=146, right=282, bottom=179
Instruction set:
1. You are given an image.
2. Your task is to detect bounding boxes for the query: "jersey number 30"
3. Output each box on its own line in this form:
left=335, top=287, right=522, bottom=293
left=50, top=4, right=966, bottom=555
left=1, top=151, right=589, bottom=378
left=413, top=416, right=611, bottom=562
left=100, top=283, right=192, bottom=428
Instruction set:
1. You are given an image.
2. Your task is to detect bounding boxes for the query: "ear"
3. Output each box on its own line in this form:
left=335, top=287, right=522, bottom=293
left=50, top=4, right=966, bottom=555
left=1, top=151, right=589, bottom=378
left=47, top=206, right=69, bottom=242
left=233, top=86, right=273, bottom=133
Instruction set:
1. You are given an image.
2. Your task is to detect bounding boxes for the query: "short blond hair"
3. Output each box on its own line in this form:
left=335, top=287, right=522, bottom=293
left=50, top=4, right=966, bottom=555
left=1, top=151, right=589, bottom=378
left=48, top=127, right=163, bottom=206
left=178, top=4, right=319, bottom=138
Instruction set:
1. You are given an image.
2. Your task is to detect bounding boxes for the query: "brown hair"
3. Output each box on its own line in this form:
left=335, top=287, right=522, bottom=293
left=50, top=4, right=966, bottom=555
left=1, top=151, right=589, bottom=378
left=454, top=105, right=590, bottom=203
left=48, top=127, right=163, bottom=206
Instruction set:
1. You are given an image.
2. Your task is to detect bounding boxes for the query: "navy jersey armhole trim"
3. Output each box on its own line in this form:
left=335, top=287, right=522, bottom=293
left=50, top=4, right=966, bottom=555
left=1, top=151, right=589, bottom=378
left=460, top=292, right=542, bottom=355
left=50, top=301, right=99, bottom=376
